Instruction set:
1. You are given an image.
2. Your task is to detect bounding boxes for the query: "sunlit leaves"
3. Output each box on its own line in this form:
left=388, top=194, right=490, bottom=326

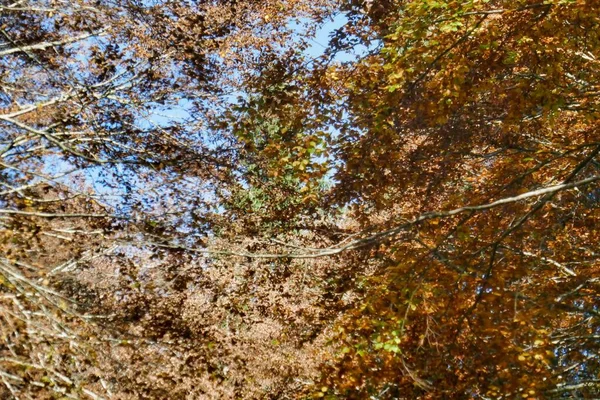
left=2, top=0, right=600, bottom=398
left=290, top=0, right=600, bottom=398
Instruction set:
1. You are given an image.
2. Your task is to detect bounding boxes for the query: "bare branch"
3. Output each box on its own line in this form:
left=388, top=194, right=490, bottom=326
left=140, top=175, right=600, bottom=259
left=0, top=31, right=104, bottom=57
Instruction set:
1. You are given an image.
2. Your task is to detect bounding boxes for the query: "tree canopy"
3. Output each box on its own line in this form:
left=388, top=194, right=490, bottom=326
left=1, top=0, right=599, bottom=398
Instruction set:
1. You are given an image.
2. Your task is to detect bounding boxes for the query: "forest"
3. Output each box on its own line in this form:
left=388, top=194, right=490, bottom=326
left=0, top=0, right=599, bottom=398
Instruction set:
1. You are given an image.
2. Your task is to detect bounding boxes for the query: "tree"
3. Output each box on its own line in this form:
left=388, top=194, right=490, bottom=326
left=0, top=0, right=338, bottom=397
left=1, top=0, right=599, bottom=399
left=301, top=0, right=600, bottom=398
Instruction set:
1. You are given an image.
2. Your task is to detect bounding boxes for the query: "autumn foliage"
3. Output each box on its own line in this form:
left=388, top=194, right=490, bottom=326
left=0, top=0, right=599, bottom=399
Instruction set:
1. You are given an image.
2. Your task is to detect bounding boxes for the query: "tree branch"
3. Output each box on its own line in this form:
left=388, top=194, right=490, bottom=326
left=140, top=175, right=600, bottom=259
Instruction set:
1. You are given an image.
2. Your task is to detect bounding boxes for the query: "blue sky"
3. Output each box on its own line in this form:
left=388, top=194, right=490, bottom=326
left=42, top=11, right=371, bottom=214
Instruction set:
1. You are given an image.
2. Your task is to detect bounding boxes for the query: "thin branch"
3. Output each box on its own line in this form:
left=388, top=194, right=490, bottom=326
left=0, top=31, right=105, bottom=57
left=0, top=209, right=118, bottom=219
left=549, top=380, right=600, bottom=393
left=139, top=175, right=600, bottom=259
left=502, top=246, right=577, bottom=276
